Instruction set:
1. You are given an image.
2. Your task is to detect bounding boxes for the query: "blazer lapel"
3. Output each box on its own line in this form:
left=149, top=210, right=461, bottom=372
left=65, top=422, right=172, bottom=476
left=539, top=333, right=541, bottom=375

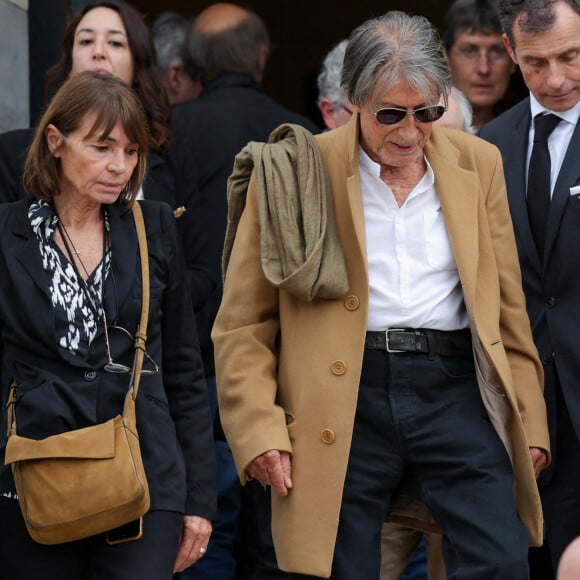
left=544, top=120, right=580, bottom=261
left=105, top=202, right=138, bottom=322
left=425, top=130, right=478, bottom=308
left=13, top=198, right=53, bottom=299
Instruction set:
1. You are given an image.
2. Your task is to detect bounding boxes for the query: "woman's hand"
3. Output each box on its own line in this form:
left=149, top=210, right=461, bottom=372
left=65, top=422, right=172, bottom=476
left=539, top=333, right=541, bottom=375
left=173, top=515, right=212, bottom=573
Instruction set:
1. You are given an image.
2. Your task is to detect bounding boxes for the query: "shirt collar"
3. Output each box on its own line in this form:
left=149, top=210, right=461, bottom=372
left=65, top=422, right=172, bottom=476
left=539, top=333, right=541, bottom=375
left=529, top=93, right=580, bottom=127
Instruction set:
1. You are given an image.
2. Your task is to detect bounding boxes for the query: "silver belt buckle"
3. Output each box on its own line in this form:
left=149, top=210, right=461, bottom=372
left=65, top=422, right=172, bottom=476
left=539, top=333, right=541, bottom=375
left=386, top=328, right=406, bottom=353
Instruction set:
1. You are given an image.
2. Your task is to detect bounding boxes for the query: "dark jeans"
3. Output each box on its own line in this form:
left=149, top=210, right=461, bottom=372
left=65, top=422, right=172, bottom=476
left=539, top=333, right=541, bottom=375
left=0, top=499, right=182, bottom=580
left=179, top=375, right=241, bottom=580
left=539, top=363, right=580, bottom=574
left=402, top=537, right=428, bottom=580
left=252, top=348, right=529, bottom=580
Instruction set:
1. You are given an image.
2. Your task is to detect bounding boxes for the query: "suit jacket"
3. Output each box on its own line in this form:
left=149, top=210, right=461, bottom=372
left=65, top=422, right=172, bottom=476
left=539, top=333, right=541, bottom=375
left=170, top=73, right=321, bottom=375
left=0, top=127, right=214, bottom=312
left=480, top=99, right=580, bottom=480
left=213, top=115, right=549, bottom=577
left=0, top=198, right=216, bottom=519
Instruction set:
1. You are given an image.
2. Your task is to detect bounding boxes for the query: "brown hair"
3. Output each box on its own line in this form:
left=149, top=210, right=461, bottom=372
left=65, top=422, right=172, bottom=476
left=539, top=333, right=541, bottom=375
left=46, top=0, right=170, bottom=152
left=24, top=71, right=149, bottom=204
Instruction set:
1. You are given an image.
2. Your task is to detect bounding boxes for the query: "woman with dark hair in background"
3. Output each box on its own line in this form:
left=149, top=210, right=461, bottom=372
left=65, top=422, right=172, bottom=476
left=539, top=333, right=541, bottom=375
left=46, top=0, right=171, bottom=154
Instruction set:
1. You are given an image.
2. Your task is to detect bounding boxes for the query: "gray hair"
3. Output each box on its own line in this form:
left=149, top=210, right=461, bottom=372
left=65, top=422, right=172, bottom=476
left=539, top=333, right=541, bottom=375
left=498, top=0, right=580, bottom=46
left=317, top=39, right=349, bottom=105
left=341, top=11, right=451, bottom=108
left=151, top=12, right=191, bottom=73
left=450, top=86, right=475, bottom=133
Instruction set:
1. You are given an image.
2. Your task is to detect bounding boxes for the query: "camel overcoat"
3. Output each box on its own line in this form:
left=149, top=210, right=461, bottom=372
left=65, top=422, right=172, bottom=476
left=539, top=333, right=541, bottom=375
left=213, top=115, right=550, bottom=578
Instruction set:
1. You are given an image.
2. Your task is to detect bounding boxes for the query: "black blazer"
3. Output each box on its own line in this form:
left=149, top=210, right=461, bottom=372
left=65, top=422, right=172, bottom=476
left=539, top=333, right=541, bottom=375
left=480, top=99, right=580, bottom=476
left=0, top=198, right=216, bottom=519
left=170, top=73, right=321, bottom=374
left=0, top=127, right=214, bottom=312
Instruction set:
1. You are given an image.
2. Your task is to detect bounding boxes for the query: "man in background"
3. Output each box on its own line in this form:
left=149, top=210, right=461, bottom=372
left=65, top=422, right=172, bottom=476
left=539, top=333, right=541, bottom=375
left=437, top=86, right=475, bottom=132
left=171, top=4, right=319, bottom=578
left=317, top=39, right=353, bottom=130
left=479, top=0, right=580, bottom=576
left=151, top=11, right=202, bottom=105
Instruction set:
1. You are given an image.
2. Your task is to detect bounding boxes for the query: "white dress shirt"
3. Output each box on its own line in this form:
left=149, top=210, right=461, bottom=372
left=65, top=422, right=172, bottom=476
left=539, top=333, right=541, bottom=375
left=359, top=147, right=468, bottom=332
left=528, top=94, right=580, bottom=195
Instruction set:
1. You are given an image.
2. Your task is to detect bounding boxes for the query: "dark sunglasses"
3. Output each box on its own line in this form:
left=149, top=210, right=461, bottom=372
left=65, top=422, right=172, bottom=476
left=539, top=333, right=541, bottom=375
left=373, top=105, right=446, bottom=126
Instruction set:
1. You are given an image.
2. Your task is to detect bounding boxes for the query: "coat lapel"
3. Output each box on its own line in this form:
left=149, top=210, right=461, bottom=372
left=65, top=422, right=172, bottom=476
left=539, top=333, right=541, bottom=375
left=321, top=115, right=369, bottom=291
left=104, top=202, right=138, bottom=322
left=344, top=118, right=368, bottom=270
left=425, top=129, right=478, bottom=309
left=343, top=116, right=370, bottom=290
left=13, top=198, right=53, bottom=299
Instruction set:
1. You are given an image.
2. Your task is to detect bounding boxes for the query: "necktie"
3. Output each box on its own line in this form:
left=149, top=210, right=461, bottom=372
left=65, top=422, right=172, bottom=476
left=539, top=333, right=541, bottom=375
left=527, top=113, right=561, bottom=257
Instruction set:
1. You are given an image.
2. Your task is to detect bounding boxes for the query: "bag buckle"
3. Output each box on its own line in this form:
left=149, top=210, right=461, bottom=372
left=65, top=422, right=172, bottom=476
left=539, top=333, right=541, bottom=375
left=106, top=517, right=144, bottom=545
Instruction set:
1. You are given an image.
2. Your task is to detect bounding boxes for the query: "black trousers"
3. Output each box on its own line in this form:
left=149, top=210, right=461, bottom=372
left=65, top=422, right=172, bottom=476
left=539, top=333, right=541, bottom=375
left=0, top=499, right=182, bottom=580
left=539, top=361, right=580, bottom=573
left=252, top=348, right=529, bottom=580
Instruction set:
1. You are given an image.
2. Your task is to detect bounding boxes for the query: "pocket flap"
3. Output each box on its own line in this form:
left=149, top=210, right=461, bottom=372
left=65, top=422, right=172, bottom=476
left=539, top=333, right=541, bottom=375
left=5, top=416, right=119, bottom=463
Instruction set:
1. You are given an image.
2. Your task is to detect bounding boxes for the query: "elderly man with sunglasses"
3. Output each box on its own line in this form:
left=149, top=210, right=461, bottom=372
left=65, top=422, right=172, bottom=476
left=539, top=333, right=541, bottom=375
left=213, top=10, right=549, bottom=580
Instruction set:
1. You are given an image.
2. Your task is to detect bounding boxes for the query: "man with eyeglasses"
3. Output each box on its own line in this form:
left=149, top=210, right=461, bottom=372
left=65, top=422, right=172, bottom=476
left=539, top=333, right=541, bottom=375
left=213, top=10, right=548, bottom=580
left=442, top=0, right=518, bottom=131
left=171, top=4, right=320, bottom=580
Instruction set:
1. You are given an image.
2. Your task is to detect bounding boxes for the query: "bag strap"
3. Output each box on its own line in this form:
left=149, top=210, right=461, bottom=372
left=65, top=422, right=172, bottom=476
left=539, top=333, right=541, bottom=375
left=6, top=382, right=17, bottom=438
left=6, top=203, right=151, bottom=436
left=128, top=201, right=150, bottom=402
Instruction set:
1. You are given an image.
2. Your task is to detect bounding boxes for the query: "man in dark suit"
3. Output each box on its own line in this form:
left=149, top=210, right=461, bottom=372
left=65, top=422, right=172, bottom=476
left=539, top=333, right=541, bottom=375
left=479, top=0, right=580, bottom=575
left=170, top=4, right=319, bottom=578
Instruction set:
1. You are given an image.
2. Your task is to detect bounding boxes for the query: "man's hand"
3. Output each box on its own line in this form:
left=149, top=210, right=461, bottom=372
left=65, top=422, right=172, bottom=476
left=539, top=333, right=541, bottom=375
left=529, top=447, right=548, bottom=479
left=173, top=515, right=212, bottom=573
left=246, top=449, right=293, bottom=496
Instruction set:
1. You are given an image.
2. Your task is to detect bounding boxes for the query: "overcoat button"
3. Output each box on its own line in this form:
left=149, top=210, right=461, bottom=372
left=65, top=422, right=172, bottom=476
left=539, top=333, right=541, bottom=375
left=330, top=360, right=346, bottom=375
left=344, top=295, right=360, bottom=311
left=321, top=429, right=336, bottom=444
left=84, top=370, right=97, bottom=381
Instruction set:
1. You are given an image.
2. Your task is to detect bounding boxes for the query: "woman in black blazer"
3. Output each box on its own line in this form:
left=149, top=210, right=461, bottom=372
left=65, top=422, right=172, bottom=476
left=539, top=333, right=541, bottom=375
left=0, top=72, right=215, bottom=580
left=0, top=0, right=214, bottom=313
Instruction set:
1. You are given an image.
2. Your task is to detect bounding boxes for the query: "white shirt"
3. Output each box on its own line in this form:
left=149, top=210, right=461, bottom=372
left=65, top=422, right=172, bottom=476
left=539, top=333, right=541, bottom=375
left=527, top=94, right=580, bottom=195
left=359, top=147, right=468, bottom=332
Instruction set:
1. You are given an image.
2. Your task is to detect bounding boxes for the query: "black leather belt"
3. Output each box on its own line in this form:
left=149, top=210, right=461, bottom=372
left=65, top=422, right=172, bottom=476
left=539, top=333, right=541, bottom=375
left=365, top=328, right=472, bottom=356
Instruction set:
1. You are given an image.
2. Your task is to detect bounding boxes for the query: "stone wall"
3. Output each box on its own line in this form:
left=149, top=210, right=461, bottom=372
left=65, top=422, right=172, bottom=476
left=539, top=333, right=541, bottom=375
left=0, top=0, right=29, bottom=131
